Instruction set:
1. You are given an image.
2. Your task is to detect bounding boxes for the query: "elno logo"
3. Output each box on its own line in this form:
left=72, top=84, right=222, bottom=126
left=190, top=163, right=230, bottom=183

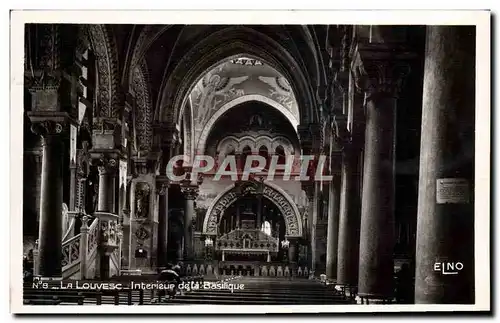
left=434, top=262, right=464, bottom=275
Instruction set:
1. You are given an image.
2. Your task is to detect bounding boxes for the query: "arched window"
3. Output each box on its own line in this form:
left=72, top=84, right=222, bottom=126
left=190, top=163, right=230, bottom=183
left=224, top=147, right=235, bottom=171
left=261, top=220, right=272, bottom=236
left=275, top=146, right=286, bottom=165
left=258, top=146, right=269, bottom=169
left=242, top=146, right=252, bottom=170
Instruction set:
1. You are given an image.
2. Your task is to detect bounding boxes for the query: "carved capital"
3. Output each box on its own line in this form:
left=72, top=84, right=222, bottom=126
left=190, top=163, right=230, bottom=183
left=92, top=156, right=118, bottom=175
left=132, top=156, right=148, bottom=175
left=156, top=176, right=170, bottom=196
left=181, top=184, right=199, bottom=200
left=29, top=111, right=74, bottom=131
left=352, top=44, right=414, bottom=100
left=30, top=120, right=64, bottom=137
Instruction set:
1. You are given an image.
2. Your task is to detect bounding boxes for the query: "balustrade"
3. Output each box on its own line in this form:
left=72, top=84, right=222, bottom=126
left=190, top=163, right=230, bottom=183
left=61, top=235, right=80, bottom=269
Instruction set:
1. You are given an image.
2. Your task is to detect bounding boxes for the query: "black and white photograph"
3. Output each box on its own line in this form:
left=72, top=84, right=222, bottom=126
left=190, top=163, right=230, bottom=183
left=9, top=10, right=490, bottom=314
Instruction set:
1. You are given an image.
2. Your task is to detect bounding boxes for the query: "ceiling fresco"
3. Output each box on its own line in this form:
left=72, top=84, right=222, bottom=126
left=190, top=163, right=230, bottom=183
left=189, top=57, right=300, bottom=151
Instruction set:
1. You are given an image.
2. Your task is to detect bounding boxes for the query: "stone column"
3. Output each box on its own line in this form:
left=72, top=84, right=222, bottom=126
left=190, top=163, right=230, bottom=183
left=181, top=184, right=198, bottom=260
left=325, top=170, right=341, bottom=281
left=96, top=157, right=118, bottom=213
left=156, top=176, right=169, bottom=269
left=302, top=183, right=314, bottom=269
left=28, top=118, right=66, bottom=278
left=303, top=182, right=319, bottom=273
left=288, top=239, right=297, bottom=263
left=298, top=123, right=322, bottom=274
left=336, top=149, right=362, bottom=290
left=91, top=151, right=120, bottom=280
left=414, top=26, right=475, bottom=304
left=311, top=182, right=319, bottom=274
left=256, top=195, right=262, bottom=230
left=236, top=202, right=241, bottom=229
left=355, top=45, right=411, bottom=302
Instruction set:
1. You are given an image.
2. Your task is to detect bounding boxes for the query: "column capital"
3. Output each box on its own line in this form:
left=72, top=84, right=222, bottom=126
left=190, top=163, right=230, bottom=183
left=156, top=176, right=170, bottom=195
left=132, top=152, right=160, bottom=175
left=352, top=43, right=415, bottom=100
left=90, top=153, right=119, bottom=175
left=331, top=114, right=350, bottom=147
left=28, top=111, right=75, bottom=137
left=180, top=184, right=199, bottom=200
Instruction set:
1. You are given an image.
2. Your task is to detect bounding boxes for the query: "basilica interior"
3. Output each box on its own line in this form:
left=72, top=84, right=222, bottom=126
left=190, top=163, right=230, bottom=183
left=22, top=24, right=476, bottom=304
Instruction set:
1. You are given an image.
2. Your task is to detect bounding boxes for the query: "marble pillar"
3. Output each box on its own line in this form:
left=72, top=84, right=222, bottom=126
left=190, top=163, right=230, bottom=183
left=96, top=158, right=118, bottom=213
left=92, top=155, right=119, bottom=279
left=355, top=45, right=411, bottom=303
left=311, top=182, right=319, bottom=274
left=357, top=93, right=397, bottom=301
left=29, top=120, right=66, bottom=278
left=288, top=239, right=297, bottom=263
left=181, top=185, right=198, bottom=260
left=414, top=26, right=475, bottom=304
left=325, top=174, right=341, bottom=281
left=336, top=149, right=362, bottom=289
left=303, top=183, right=315, bottom=270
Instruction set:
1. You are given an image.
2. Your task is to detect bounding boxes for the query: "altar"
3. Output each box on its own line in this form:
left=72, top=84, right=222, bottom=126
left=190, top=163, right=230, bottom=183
left=215, top=219, right=279, bottom=262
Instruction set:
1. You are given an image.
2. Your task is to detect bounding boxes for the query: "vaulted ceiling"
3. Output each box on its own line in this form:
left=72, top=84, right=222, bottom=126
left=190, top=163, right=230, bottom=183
left=116, top=25, right=329, bottom=126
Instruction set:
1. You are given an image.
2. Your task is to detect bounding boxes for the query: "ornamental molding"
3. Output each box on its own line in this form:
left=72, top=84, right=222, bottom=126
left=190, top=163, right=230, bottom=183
left=85, top=25, right=120, bottom=118
left=203, top=181, right=302, bottom=238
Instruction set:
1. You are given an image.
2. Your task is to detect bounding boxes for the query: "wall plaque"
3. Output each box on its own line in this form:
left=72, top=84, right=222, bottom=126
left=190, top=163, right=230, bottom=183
left=436, top=178, right=469, bottom=204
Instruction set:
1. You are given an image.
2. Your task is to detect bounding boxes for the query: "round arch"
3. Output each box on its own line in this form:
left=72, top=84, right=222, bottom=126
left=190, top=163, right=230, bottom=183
left=84, top=24, right=120, bottom=118
left=202, top=181, right=303, bottom=238
left=155, top=26, right=319, bottom=127
left=196, top=94, right=299, bottom=155
left=182, top=97, right=195, bottom=160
